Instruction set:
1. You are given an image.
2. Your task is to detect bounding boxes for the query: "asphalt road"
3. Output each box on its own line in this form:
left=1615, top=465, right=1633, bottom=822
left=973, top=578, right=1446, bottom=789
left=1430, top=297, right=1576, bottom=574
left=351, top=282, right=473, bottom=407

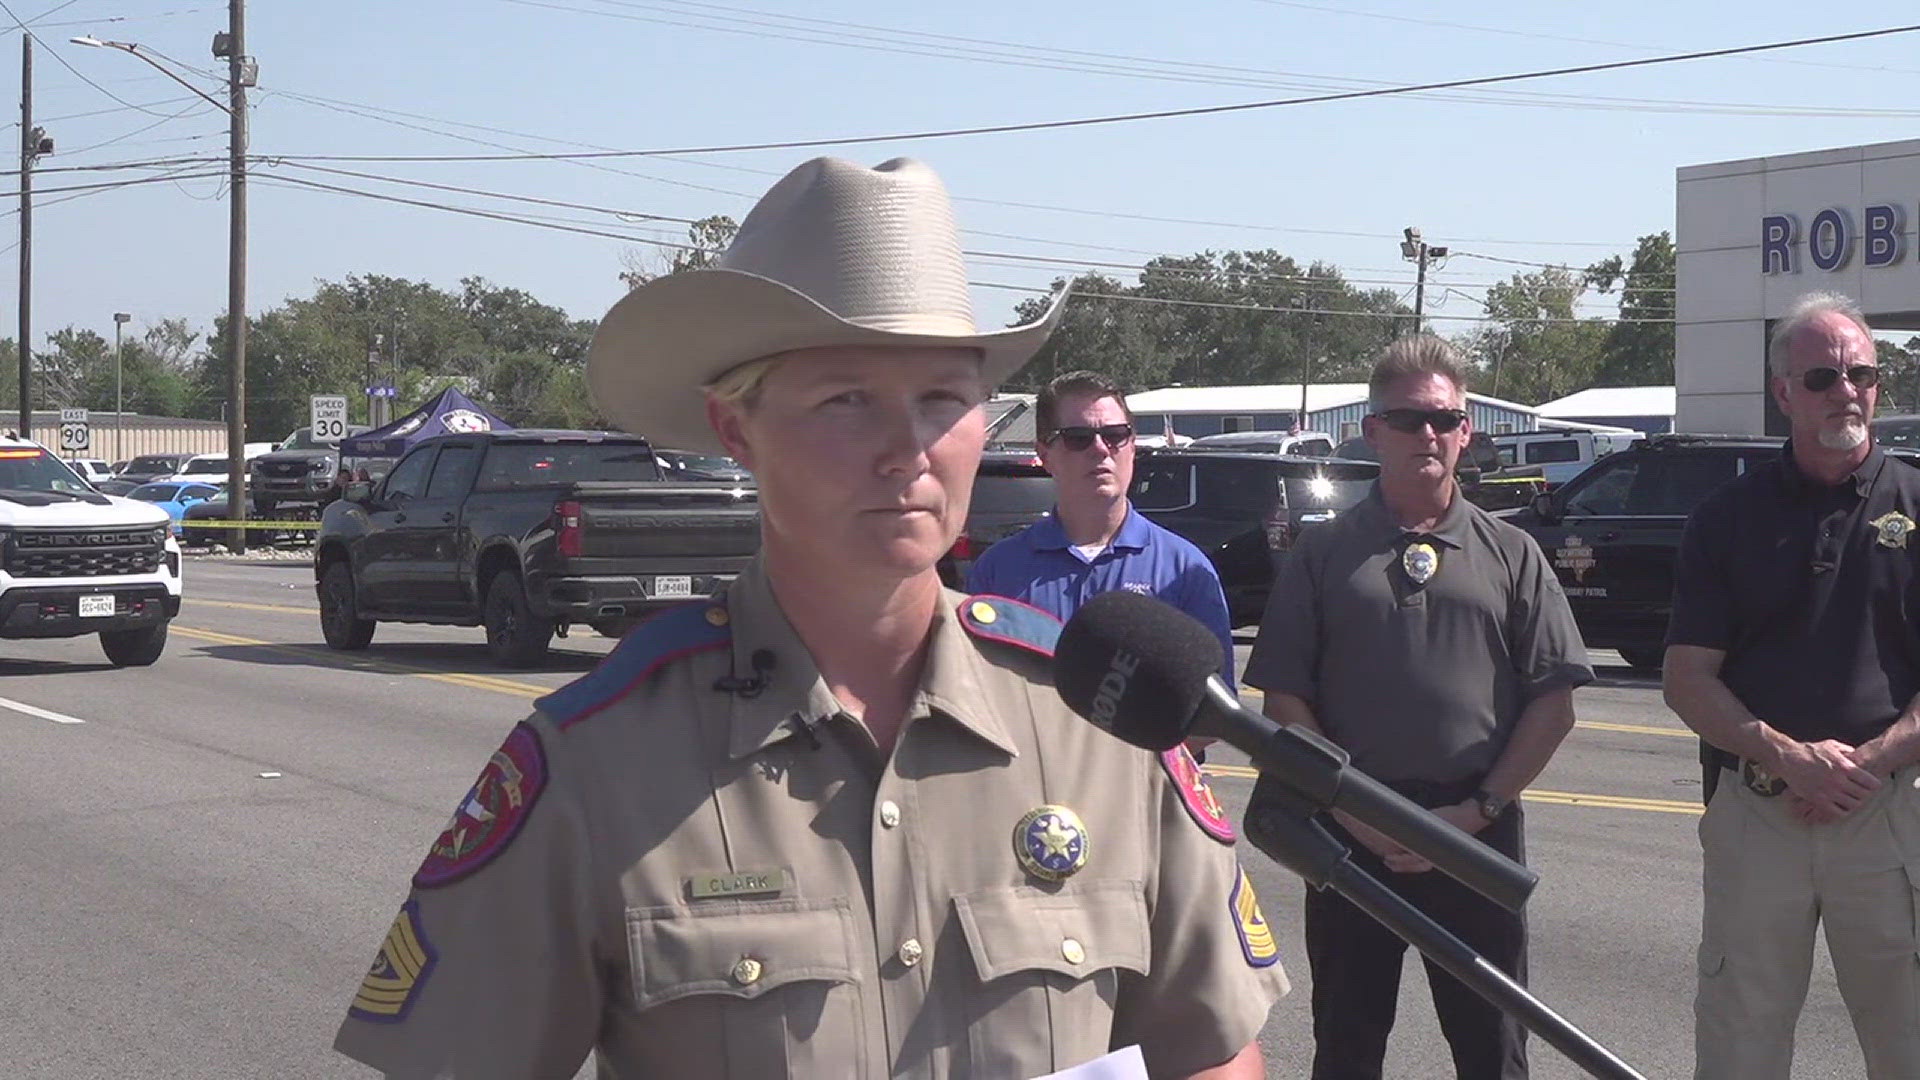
left=0, top=558, right=1868, bottom=1078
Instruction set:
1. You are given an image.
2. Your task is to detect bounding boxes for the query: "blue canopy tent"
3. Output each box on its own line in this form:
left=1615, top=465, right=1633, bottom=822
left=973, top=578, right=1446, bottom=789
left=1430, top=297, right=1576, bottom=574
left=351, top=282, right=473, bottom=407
left=340, top=387, right=513, bottom=473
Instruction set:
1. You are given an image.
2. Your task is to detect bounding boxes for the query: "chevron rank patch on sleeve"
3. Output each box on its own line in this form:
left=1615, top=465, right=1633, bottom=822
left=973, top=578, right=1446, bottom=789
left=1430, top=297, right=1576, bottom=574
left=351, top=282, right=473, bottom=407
left=1230, top=867, right=1279, bottom=968
left=349, top=898, right=438, bottom=1023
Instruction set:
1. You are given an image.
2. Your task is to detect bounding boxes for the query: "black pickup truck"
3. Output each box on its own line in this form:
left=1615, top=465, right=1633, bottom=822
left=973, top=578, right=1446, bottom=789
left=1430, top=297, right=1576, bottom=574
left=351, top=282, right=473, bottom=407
left=314, top=430, right=760, bottom=667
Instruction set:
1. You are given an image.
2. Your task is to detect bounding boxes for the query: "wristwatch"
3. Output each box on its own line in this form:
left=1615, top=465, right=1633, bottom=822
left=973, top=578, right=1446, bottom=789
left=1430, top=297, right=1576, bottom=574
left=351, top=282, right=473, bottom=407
left=1471, top=788, right=1511, bottom=823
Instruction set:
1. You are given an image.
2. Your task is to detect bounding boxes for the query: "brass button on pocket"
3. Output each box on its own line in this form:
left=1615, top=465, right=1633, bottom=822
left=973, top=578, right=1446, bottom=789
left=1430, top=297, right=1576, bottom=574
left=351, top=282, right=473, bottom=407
left=730, top=957, right=763, bottom=986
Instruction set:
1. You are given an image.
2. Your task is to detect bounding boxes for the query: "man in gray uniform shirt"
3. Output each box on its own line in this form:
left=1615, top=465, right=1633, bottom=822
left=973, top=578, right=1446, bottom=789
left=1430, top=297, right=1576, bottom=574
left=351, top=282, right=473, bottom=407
left=1243, top=335, right=1592, bottom=1080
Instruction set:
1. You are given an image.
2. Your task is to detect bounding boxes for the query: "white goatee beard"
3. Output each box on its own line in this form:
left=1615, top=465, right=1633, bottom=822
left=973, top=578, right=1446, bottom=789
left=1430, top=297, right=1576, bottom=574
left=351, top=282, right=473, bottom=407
left=1816, top=417, right=1867, bottom=451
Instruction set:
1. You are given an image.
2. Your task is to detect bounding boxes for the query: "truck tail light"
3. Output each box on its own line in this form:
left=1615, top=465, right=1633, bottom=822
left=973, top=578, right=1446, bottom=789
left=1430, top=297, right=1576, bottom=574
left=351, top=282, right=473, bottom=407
left=948, top=533, right=978, bottom=560
left=554, top=500, right=584, bottom=558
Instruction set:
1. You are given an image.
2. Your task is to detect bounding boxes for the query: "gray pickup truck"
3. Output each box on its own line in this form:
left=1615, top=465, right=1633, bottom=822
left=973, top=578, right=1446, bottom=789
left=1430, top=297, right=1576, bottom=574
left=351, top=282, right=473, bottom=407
left=314, top=429, right=760, bottom=666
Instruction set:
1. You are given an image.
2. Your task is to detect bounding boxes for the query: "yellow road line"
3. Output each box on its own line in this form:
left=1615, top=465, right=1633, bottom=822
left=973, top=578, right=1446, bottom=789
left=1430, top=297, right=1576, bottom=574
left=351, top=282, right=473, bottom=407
left=188, top=598, right=318, bottom=616
left=1523, top=789, right=1702, bottom=815
left=1235, top=689, right=1689, bottom=742
left=170, top=625, right=554, bottom=699
left=1577, top=720, right=1692, bottom=739
left=1200, top=764, right=1703, bottom=816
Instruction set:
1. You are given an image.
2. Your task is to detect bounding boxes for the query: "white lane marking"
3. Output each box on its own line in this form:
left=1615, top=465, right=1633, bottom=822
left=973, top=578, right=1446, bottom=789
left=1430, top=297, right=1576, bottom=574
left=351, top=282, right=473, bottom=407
left=0, top=693, right=86, bottom=724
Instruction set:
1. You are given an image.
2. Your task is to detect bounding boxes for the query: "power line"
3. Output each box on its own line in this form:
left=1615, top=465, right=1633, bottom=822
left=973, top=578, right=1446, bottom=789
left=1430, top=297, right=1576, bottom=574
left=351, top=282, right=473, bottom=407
left=970, top=280, right=1674, bottom=325
left=0, top=166, right=227, bottom=214
left=255, top=22, right=1920, bottom=163
left=262, top=159, right=699, bottom=223
left=0, top=153, right=223, bottom=177
left=253, top=171, right=1671, bottom=327
left=60, top=101, right=218, bottom=156
left=1243, top=0, right=1920, bottom=78
left=503, top=0, right=1920, bottom=120
left=251, top=173, right=707, bottom=250
left=23, top=0, right=86, bottom=26
left=251, top=156, right=1655, bottom=298
left=0, top=0, right=183, bottom=117
left=12, top=7, right=210, bottom=31
left=256, top=80, right=1640, bottom=251
left=3, top=94, right=200, bottom=126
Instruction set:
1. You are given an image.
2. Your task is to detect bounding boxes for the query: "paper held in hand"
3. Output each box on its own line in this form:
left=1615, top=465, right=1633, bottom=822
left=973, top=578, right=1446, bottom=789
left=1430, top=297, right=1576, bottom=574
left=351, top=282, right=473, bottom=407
left=1030, top=1045, right=1148, bottom=1080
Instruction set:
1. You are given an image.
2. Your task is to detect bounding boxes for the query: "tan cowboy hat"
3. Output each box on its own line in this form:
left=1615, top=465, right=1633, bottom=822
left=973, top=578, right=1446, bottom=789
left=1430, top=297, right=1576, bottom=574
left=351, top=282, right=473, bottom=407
left=587, top=156, right=1068, bottom=455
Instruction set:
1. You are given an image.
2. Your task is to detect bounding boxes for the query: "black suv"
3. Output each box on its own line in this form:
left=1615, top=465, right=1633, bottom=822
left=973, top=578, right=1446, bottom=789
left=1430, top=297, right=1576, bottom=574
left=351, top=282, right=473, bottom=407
left=1129, top=451, right=1379, bottom=626
left=1506, top=434, right=1787, bottom=670
left=938, top=451, right=1055, bottom=589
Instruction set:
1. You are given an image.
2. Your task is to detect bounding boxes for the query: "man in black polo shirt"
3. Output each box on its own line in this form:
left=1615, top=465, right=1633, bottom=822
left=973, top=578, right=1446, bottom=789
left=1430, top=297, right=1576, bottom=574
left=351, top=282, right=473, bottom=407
left=1244, top=335, right=1592, bottom=1080
left=1665, top=291, right=1920, bottom=1080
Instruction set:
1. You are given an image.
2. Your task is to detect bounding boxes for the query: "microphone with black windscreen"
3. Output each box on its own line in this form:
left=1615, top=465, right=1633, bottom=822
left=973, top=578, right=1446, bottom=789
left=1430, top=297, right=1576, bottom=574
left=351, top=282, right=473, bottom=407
left=1053, top=589, right=1536, bottom=913
left=1052, top=590, right=1648, bottom=1080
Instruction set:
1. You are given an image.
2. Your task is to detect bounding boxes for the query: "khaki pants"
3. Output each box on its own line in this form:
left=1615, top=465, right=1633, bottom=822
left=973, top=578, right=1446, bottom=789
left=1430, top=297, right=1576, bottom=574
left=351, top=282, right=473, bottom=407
left=1694, top=764, right=1920, bottom=1080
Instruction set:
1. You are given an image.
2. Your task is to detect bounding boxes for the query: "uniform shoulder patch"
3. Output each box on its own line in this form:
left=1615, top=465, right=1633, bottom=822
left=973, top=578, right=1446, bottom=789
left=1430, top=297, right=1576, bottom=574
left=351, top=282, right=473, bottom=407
left=1231, top=867, right=1279, bottom=968
left=959, top=594, right=1061, bottom=658
left=1161, top=745, right=1236, bottom=843
left=537, top=600, right=732, bottom=730
left=413, top=722, right=549, bottom=889
left=349, top=898, right=438, bottom=1023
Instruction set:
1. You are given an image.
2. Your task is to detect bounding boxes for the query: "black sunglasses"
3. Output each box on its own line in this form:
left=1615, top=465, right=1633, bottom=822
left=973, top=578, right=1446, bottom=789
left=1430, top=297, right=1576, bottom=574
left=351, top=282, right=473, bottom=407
left=1372, top=408, right=1469, bottom=434
left=1045, top=423, right=1135, bottom=452
left=1798, top=365, right=1880, bottom=392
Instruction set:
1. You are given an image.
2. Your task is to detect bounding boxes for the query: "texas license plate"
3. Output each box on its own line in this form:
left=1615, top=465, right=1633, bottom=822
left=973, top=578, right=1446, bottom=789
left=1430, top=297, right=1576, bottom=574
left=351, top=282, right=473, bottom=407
left=78, top=595, right=116, bottom=617
left=652, top=575, right=693, bottom=599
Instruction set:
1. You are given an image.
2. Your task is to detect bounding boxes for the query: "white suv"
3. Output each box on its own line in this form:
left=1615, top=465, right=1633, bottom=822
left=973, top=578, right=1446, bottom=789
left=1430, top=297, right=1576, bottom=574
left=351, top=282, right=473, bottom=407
left=1186, top=429, right=1339, bottom=457
left=0, top=434, right=181, bottom=665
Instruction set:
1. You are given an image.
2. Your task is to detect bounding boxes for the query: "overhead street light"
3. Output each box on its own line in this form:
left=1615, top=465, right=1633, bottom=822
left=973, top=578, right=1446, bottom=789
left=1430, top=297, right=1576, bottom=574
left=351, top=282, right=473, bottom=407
left=68, top=36, right=231, bottom=114
left=74, top=8, right=253, bottom=550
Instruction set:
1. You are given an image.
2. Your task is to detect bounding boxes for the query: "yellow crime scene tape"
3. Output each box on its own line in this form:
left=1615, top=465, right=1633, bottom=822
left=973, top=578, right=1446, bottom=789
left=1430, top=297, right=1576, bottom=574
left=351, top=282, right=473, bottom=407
left=183, top=519, right=322, bottom=530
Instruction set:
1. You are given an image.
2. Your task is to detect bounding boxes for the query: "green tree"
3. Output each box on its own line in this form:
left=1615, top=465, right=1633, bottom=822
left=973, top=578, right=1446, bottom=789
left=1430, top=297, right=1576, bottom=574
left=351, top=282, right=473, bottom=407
left=0, top=339, right=17, bottom=419
left=39, top=327, right=110, bottom=409
left=619, top=215, right=740, bottom=290
left=1585, top=231, right=1676, bottom=387
left=198, top=274, right=601, bottom=438
left=81, top=319, right=195, bottom=418
left=1462, top=267, right=1606, bottom=404
left=1877, top=337, right=1920, bottom=414
left=1007, top=273, right=1165, bottom=391
left=1003, top=251, right=1408, bottom=392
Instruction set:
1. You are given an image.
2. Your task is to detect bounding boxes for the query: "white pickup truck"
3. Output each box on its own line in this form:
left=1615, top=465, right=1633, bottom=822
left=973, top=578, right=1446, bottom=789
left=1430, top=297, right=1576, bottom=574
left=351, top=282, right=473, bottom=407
left=0, top=433, right=181, bottom=665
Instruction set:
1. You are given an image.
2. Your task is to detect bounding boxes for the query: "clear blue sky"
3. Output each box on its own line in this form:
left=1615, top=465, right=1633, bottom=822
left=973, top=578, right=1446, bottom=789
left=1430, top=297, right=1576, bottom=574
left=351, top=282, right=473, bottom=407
left=7, top=0, right=1920, bottom=352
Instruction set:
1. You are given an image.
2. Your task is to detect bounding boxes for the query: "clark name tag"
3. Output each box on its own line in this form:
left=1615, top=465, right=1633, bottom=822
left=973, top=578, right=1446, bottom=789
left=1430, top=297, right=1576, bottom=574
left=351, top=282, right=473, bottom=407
left=687, top=867, right=792, bottom=901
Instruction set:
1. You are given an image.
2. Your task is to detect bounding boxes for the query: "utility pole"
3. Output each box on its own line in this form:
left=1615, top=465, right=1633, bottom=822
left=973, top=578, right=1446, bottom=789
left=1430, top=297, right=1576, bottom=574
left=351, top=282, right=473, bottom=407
left=1290, top=294, right=1313, bottom=432
left=17, top=35, right=44, bottom=436
left=217, top=0, right=251, bottom=549
left=1400, top=227, right=1448, bottom=336
left=113, top=312, right=130, bottom=459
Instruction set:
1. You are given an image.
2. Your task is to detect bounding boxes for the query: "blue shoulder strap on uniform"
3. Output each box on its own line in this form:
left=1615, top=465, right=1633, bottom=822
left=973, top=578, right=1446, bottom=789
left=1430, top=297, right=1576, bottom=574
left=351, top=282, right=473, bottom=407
left=958, top=594, right=1062, bottom=659
left=539, top=600, right=733, bottom=730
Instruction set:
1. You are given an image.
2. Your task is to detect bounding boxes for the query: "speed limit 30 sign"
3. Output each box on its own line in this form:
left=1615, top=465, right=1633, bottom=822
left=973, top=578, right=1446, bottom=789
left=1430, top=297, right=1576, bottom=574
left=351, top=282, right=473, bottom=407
left=310, top=395, right=349, bottom=442
left=59, top=407, right=88, bottom=452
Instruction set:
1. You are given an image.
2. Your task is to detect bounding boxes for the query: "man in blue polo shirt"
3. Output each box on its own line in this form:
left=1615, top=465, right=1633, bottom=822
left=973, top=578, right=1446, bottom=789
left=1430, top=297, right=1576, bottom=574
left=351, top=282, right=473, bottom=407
left=968, top=370, right=1237, bottom=689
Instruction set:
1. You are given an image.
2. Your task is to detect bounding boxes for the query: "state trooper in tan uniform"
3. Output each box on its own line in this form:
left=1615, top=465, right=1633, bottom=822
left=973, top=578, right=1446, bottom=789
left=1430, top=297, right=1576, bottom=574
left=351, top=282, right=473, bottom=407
left=334, top=156, right=1288, bottom=1079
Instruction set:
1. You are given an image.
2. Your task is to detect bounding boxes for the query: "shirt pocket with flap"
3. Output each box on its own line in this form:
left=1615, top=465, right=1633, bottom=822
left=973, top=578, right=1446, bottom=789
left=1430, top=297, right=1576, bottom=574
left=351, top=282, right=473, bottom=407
left=952, top=878, right=1151, bottom=1076
left=624, top=898, right=867, bottom=1080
